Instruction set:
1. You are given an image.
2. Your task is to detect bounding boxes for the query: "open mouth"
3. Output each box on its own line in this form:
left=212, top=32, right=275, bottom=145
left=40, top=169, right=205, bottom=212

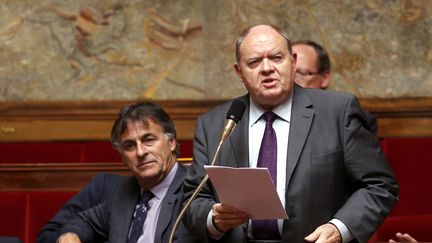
left=262, top=78, right=277, bottom=87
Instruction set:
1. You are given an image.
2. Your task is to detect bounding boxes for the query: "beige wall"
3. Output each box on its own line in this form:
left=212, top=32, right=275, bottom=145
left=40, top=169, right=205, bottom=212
left=1, top=0, right=431, bottom=101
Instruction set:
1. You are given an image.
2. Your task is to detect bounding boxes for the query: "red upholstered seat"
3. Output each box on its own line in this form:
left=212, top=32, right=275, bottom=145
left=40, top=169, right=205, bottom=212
left=27, top=191, right=76, bottom=243
left=0, top=142, right=82, bottom=163
left=373, top=214, right=432, bottom=242
left=384, top=137, right=432, bottom=216
left=80, top=142, right=121, bottom=162
left=370, top=137, right=432, bottom=242
left=0, top=192, right=27, bottom=241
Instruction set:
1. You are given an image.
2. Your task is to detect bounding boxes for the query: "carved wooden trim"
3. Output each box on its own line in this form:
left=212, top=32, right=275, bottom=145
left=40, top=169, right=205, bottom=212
left=0, top=158, right=192, bottom=191
left=1, top=98, right=432, bottom=141
left=0, top=163, right=130, bottom=191
left=360, top=97, right=432, bottom=117
left=359, top=97, right=432, bottom=138
left=0, top=100, right=224, bottom=141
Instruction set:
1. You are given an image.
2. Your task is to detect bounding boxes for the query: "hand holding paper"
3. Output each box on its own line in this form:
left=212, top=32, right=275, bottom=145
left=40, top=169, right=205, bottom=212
left=204, top=165, right=288, bottom=220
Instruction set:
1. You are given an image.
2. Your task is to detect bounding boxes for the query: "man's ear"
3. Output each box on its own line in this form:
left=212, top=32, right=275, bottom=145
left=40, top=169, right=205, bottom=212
left=170, top=139, right=177, bottom=152
left=234, top=63, right=244, bottom=83
left=320, top=72, right=332, bottom=90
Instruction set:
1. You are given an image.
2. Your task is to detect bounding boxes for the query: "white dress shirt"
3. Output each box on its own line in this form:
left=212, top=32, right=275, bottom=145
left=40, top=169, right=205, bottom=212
left=248, top=95, right=292, bottom=234
left=132, top=163, right=178, bottom=243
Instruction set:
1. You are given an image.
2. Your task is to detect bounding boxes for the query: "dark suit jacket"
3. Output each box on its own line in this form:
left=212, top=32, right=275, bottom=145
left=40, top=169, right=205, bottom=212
left=364, top=111, right=378, bottom=134
left=183, top=85, right=399, bottom=243
left=0, top=237, right=22, bottom=243
left=36, top=173, right=126, bottom=243
left=60, top=164, right=196, bottom=243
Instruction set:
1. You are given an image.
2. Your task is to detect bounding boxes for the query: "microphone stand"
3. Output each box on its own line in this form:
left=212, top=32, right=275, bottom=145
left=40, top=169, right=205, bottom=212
left=168, top=98, right=245, bottom=243
left=168, top=135, right=226, bottom=243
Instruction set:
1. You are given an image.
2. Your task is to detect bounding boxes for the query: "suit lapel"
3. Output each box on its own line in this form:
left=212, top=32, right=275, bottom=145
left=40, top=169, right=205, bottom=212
left=154, top=165, right=185, bottom=243
left=286, top=86, right=314, bottom=187
left=112, top=177, right=141, bottom=242
left=155, top=195, right=176, bottom=243
left=229, top=95, right=250, bottom=168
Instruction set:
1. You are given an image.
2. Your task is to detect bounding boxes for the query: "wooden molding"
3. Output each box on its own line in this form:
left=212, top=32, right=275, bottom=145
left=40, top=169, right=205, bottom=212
left=0, top=163, right=130, bottom=191
left=360, top=97, right=432, bottom=117
left=0, top=158, right=192, bottom=191
left=0, top=99, right=224, bottom=141
left=359, top=97, right=432, bottom=138
left=1, top=98, right=432, bottom=141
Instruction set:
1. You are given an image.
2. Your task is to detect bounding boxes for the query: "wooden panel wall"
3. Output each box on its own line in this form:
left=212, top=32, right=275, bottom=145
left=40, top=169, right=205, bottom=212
left=1, top=98, right=432, bottom=141
left=1, top=98, right=432, bottom=191
left=0, top=100, right=223, bottom=142
left=0, top=163, right=130, bottom=191
left=361, top=97, right=432, bottom=138
left=0, top=98, right=432, bottom=142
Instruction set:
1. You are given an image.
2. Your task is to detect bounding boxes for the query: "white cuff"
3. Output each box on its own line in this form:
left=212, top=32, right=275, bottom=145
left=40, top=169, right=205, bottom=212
left=206, top=209, right=225, bottom=240
left=329, top=218, right=354, bottom=243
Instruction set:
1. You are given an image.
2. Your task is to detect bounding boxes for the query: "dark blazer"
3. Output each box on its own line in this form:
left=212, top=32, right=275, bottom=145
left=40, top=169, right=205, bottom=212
left=364, top=111, right=378, bottom=134
left=0, top=237, right=22, bottom=243
left=36, top=173, right=126, bottom=243
left=60, top=164, right=196, bottom=243
left=183, top=85, right=399, bottom=243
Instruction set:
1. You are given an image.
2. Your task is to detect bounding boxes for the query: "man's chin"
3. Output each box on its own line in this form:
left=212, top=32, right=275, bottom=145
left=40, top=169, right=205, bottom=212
left=259, top=92, right=287, bottom=107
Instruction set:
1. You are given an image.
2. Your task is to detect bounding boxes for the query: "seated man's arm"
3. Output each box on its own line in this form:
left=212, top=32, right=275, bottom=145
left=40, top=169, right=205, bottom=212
left=57, top=233, right=81, bottom=243
left=37, top=174, right=124, bottom=243
left=59, top=201, right=111, bottom=243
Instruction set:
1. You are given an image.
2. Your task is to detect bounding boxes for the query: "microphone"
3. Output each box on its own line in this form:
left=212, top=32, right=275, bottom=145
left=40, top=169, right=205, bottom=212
left=220, top=99, right=247, bottom=145
left=168, top=99, right=246, bottom=243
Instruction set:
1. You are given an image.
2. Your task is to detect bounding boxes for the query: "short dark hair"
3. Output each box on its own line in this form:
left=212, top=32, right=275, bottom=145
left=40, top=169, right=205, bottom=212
left=111, top=101, right=176, bottom=150
left=235, top=24, right=293, bottom=64
left=292, top=39, right=331, bottom=74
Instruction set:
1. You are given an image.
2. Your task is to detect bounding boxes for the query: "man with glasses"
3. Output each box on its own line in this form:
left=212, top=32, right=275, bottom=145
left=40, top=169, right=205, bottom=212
left=292, top=40, right=331, bottom=90
left=292, top=40, right=377, bottom=134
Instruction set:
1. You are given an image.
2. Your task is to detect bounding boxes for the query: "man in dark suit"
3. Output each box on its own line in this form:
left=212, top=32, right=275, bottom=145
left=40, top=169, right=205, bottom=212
left=183, top=24, right=399, bottom=243
left=292, top=39, right=378, bottom=134
left=36, top=173, right=126, bottom=243
left=57, top=102, right=196, bottom=243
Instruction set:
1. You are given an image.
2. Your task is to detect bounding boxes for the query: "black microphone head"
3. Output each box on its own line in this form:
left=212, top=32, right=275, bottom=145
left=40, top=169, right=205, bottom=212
left=226, top=99, right=246, bottom=123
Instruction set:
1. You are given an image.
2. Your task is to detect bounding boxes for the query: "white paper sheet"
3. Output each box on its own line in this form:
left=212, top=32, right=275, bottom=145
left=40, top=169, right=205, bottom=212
left=204, top=165, right=288, bottom=220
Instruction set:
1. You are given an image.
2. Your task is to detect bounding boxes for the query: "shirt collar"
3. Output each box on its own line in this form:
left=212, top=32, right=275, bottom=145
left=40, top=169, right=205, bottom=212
left=147, top=162, right=178, bottom=200
left=249, top=92, right=293, bottom=126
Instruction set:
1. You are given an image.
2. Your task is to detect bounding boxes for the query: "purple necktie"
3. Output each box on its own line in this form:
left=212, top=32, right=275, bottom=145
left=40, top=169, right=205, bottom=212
left=252, top=111, right=280, bottom=240
left=128, top=191, right=155, bottom=243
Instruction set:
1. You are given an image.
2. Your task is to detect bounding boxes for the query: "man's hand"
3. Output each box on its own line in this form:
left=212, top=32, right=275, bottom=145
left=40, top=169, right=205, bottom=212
left=305, top=223, right=342, bottom=243
left=57, top=233, right=82, bottom=243
left=212, top=203, right=249, bottom=232
left=388, top=232, right=417, bottom=243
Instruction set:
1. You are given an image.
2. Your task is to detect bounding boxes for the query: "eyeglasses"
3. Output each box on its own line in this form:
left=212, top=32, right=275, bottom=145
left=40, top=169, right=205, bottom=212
left=295, top=69, right=320, bottom=80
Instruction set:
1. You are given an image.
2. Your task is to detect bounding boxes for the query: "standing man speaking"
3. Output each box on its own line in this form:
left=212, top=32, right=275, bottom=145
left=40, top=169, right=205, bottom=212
left=183, top=24, right=398, bottom=243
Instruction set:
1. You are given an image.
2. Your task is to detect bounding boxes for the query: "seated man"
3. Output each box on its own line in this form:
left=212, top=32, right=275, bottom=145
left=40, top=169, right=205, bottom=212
left=56, top=101, right=196, bottom=243
left=36, top=173, right=126, bottom=243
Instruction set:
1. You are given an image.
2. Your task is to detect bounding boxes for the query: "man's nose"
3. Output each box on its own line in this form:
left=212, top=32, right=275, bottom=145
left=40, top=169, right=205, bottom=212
left=261, top=58, right=274, bottom=73
left=136, top=142, right=147, bottom=157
